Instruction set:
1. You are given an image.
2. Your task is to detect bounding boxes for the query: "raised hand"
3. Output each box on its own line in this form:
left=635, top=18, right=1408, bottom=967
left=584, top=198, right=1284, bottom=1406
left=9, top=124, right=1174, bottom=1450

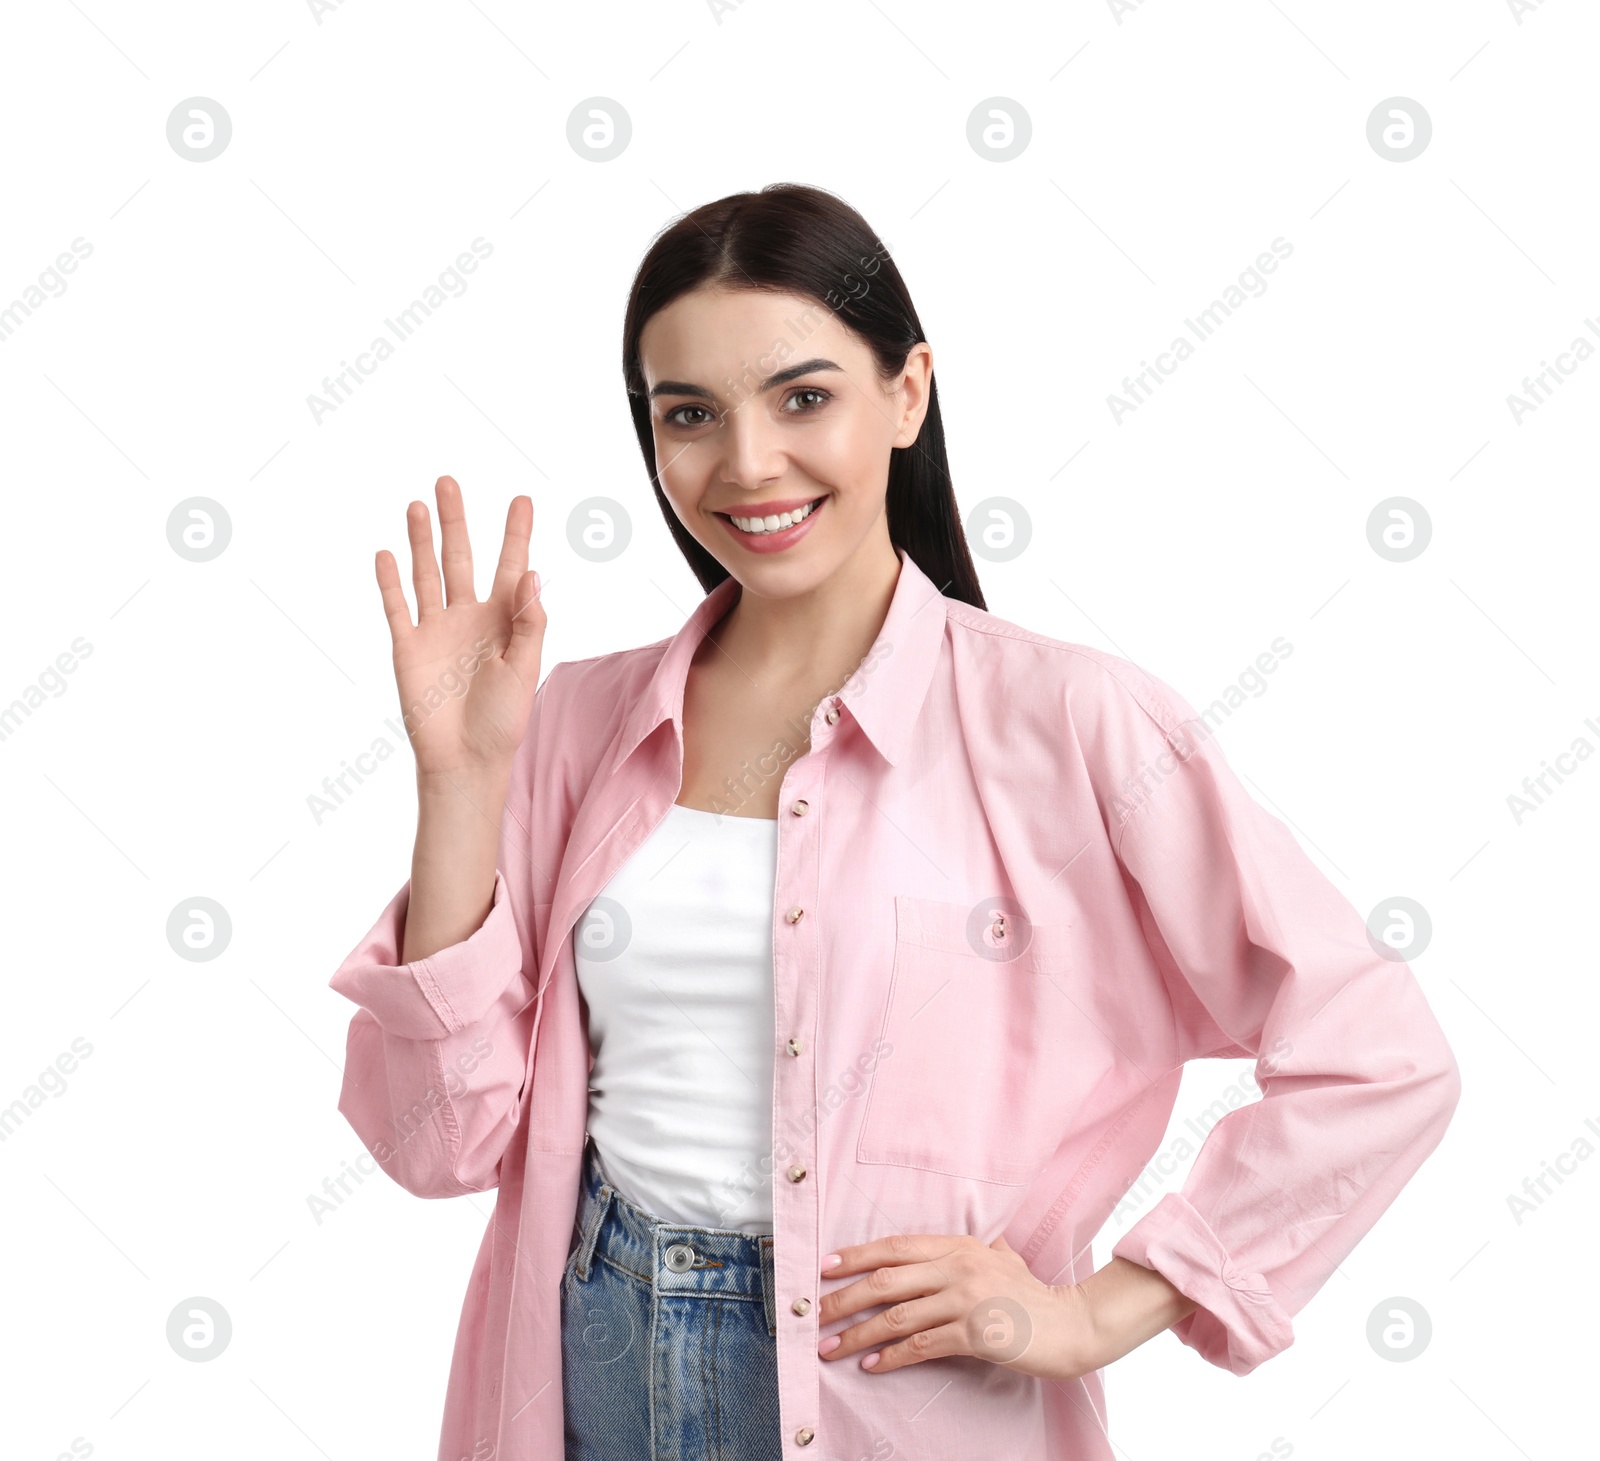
left=375, top=475, right=546, bottom=786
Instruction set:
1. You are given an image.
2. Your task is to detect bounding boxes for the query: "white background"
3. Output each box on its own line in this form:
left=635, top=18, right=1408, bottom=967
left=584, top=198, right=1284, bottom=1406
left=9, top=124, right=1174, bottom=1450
left=1, top=2, right=1594, bottom=1459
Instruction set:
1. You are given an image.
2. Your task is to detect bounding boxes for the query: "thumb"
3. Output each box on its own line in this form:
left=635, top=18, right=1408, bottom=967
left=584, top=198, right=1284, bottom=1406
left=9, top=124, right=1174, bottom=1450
left=504, top=568, right=546, bottom=674
left=990, top=1233, right=1015, bottom=1253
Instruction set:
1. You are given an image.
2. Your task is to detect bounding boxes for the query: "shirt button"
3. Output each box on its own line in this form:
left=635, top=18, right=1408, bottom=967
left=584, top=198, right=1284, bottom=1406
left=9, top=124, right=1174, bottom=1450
left=786, top=906, right=804, bottom=924
left=791, top=1296, right=812, bottom=1316
left=824, top=707, right=840, bottom=725
left=786, top=1037, right=803, bottom=1056
left=787, top=1164, right=807, bottom=1182
left=795, top=1428, right=815, bottom=1446
left=790, top=798, right=809, bottom=816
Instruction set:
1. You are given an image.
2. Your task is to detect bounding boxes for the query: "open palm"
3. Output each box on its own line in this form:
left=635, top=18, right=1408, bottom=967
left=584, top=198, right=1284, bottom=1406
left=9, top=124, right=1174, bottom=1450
left=375, top=476, right=546, bottom=783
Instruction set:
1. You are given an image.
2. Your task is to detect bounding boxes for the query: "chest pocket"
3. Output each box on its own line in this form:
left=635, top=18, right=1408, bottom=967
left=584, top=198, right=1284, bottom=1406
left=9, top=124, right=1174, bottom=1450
left=856, top=895, right=1080, bottom=1186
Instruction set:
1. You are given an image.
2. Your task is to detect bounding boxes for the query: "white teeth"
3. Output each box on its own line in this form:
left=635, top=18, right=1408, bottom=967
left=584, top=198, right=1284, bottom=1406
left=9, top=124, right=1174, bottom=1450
left=730, top=499, right=818, bottom=534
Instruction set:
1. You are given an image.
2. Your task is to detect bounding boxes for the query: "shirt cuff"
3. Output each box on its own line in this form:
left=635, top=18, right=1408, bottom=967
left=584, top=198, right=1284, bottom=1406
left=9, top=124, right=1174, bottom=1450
left=1109, top=1191, right=1295, bottom=1375
left=328, top=869, right=524, bottom=1040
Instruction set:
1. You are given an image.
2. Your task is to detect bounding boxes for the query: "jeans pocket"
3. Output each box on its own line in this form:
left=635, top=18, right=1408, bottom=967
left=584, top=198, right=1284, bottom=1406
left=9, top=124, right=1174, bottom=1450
left=561, top=1205, right=588, bottom=1290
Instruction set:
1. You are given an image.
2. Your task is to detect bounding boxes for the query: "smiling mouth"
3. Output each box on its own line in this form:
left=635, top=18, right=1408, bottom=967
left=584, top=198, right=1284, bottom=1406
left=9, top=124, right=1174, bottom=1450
left=717, top=497, right=825, bottom=535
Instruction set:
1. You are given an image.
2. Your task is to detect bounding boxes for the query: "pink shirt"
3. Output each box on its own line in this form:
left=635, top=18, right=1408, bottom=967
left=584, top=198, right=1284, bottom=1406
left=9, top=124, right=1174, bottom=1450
left=329, top=547, right=1461, bottom=1460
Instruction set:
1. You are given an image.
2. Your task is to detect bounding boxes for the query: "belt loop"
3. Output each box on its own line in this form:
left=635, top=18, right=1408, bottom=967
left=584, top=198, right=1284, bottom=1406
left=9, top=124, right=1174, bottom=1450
left=574, top=1151, right=613, bottom=1284
left=760, top=1237, right=777, bottom=1337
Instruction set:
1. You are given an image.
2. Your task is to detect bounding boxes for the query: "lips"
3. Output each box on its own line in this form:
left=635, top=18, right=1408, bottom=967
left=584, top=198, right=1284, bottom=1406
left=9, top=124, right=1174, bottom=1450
left=721, top=497, right=824, bottom=534
left=715, top=495, right=827, bottom=554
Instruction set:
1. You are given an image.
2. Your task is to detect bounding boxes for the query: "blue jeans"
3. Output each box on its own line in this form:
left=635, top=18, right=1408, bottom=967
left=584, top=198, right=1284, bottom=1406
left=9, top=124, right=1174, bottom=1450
left=561, top=1137, right=783, bottom=1460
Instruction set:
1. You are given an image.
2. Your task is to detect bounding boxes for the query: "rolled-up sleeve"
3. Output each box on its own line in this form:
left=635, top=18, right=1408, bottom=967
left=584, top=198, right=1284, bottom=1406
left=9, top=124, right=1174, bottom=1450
left=1100, top=675, right=1461, bottom=1375
left=327, top=668, right=555, bottom=1199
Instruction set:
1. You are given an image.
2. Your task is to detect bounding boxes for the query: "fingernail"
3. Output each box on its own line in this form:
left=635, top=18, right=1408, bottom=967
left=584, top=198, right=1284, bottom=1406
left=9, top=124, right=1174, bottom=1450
left=822, top=1253, right=841, bottom=1271
left=532, top=571, right=542, bottom=598
left=861, top=1353, right=879, bottom=1370
left=817, top=1335, right=841, bottom=1356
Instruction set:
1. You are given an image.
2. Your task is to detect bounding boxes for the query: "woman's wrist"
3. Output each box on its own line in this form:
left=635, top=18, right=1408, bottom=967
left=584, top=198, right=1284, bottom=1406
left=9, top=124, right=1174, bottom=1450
left=415, top=758, right=513, bottom=803
left=1067, top=1256, right=1199, bottom=1375
left=402, top=766, right=513, bottom=965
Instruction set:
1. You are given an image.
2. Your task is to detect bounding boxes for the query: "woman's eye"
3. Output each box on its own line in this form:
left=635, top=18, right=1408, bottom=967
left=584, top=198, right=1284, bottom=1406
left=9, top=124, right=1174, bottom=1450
left=664, top=404, right=715, bottom=427
left=783, top=387, right=831, bottom=414
left=664, top=389, right=828, bottom=428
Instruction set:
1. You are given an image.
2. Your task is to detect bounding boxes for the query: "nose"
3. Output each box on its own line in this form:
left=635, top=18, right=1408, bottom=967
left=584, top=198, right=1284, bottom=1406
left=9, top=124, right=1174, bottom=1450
left=713, top=398, right=789, bottom=489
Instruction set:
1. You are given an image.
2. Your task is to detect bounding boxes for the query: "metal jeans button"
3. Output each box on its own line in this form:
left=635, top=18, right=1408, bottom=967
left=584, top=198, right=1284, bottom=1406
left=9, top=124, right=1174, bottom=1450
left=663, top=1242, right=696, bottom=1273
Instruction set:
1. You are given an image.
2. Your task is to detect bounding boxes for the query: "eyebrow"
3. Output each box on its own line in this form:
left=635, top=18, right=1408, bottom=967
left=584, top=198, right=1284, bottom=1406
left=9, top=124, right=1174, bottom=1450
left=647, top=358, right=844, bottom=402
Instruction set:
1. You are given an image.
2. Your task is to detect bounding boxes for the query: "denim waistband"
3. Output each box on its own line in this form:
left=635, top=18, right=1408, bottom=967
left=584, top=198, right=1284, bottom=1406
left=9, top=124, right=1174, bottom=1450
left=570, top=1139, right=778, bottom=1335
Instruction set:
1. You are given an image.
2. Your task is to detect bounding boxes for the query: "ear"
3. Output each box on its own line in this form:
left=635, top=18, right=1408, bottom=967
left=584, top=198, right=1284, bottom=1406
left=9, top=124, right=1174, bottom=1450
left=891, top=341, right=934, bottom=450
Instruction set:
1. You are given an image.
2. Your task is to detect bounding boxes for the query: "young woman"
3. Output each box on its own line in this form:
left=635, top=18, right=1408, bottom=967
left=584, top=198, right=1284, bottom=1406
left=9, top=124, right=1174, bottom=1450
left=330, top=184, right=1461, bottom=1461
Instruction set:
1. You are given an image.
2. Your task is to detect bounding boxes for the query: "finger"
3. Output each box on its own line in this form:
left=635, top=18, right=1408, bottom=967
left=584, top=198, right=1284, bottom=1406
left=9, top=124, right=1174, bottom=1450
left=435, top=475, right=477, bottom=607
left=821, top=1292, right=961, bottom=1364
left=503, top=569, right=546, bottom=684
left=407, top=500, right=445, bottom=619
left=863, top=1320, right=971, bottom=1373
left=489, top=494, right=533, bottom=608
left=375, top=549, right=415, bottom=643
left=824, top=1233, right=971, bottom=1281
left=818, top=1256, right=948, bottom=1326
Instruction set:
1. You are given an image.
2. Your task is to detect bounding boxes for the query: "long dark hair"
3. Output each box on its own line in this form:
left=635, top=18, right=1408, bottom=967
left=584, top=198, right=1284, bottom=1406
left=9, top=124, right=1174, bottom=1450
left=620, top=183, right=986, bottom=611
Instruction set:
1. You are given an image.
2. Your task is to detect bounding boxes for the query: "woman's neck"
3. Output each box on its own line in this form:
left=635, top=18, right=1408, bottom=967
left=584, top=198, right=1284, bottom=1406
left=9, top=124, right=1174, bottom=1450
left=708, top=536, right=902, bottom=691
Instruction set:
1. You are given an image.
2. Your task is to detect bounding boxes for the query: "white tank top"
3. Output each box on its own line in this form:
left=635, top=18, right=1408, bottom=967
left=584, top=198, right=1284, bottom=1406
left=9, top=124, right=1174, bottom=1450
left=573, top=802, right=779, bottom=1233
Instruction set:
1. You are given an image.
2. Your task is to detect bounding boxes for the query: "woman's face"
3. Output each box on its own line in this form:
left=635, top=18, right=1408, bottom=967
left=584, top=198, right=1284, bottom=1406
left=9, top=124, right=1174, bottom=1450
left=638, top=285, right=932, bottom=595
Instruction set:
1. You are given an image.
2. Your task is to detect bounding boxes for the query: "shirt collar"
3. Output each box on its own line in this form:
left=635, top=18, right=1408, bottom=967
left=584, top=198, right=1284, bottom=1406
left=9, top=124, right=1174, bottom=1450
left=609, top=547, right=950, bottom=772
